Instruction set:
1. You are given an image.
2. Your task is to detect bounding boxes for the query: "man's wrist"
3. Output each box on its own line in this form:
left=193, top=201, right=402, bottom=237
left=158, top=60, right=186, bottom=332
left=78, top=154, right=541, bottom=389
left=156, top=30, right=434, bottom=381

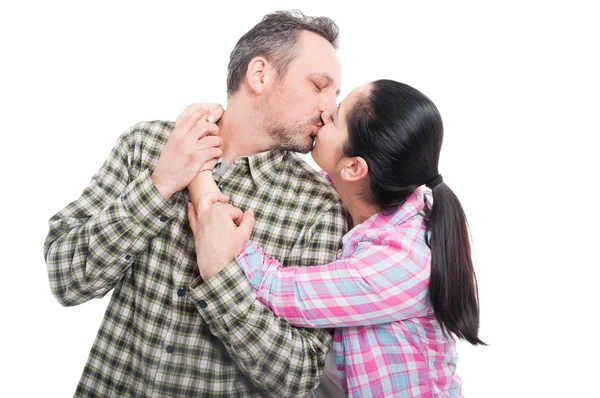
left=190, top=260, right=255, bottom=325
left=151, top=171, right=174, bottom=201
left=198, top=257, right=234, bottom=280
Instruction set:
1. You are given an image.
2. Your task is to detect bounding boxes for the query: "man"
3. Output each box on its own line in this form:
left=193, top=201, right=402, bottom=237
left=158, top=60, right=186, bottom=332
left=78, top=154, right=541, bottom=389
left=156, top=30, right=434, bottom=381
left=44, top=10, right=347, bottom=397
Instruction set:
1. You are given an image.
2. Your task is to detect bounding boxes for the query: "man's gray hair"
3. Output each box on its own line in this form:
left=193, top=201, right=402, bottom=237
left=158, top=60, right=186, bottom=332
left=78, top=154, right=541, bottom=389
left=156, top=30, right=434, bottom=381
left=226, top=10, right=339, bottom=98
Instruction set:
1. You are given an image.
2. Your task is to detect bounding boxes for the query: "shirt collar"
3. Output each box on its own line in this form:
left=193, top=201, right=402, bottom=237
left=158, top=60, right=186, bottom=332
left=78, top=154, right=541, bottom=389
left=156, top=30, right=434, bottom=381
left=343, top=188, right=426, bottom=244
left=246, top=150, right=288, bottom=188
left=217, top=150, right=287, bottom=188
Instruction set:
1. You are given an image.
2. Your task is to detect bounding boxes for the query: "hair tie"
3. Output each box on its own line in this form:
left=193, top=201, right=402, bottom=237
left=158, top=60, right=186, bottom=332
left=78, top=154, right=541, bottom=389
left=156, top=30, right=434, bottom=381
left=426, top=174, right=443, bottom=189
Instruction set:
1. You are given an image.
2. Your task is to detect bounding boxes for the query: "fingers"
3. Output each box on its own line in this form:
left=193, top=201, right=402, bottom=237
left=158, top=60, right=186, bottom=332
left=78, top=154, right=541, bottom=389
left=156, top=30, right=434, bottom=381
left=176, top=107, right=211, bottom=135
left=189, top=121, right=220, bottom=140
left=215, top=193, right=230, bottom=205
left=175, top=104, right=191, bottom=127
left=177, top=102, right=224, bottom=126
left=206, top=106, right=224, bottom=123
left=229, top=206, right=244, bottom=226
left=216, top=204, right=244, bottom=227
left=197, top=192, right=230, bottom=212
left=193, top=135, right=223, bottom=167
left=195, top=135, right=222, bottom=150
left=238, top=209, right=255, bottom=240
left=184, top=103, right=213, bottom=121
left=195, top=194, right=244, bottom=226
left=194, top=146, right=222, bottom=168
left=188, top=102, right=223, bottom=116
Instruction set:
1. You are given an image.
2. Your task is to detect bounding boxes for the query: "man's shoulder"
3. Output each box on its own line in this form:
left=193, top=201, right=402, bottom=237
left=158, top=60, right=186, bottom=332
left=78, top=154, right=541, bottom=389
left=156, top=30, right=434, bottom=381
left=121, top=120, right=175, bottom=146
left=109, top=120, right=175, bottom=171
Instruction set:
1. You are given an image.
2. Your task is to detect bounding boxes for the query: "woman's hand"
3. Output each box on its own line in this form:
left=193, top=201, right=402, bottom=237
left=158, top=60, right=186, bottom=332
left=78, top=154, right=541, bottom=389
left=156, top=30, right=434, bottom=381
left=187, top=192, right=255, bottom=280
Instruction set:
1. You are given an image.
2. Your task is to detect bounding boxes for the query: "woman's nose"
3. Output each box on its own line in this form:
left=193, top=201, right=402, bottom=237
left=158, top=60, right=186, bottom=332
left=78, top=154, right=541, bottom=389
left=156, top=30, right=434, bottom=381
left=320, top=111, right=333, bottom=125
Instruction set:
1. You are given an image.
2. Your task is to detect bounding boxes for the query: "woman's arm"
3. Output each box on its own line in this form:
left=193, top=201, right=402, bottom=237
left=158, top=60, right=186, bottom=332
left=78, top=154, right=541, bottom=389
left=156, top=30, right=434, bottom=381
left=236, top=235, right=432, bottom=327
left=182, top=103, right=224, bottom=210
left=188, top=164, right=220, bottom=209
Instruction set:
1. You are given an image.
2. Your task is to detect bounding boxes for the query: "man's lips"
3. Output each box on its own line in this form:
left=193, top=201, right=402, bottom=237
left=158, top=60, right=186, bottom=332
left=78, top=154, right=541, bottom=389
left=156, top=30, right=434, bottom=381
left=312, top=123, right=323, bottom=136
left=310, top=125, right=322, bottom=148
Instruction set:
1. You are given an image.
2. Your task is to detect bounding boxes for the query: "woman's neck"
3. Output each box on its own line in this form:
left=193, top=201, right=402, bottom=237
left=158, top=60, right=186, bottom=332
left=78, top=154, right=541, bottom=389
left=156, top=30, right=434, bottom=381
left=337, top=187, right=380, bottom=229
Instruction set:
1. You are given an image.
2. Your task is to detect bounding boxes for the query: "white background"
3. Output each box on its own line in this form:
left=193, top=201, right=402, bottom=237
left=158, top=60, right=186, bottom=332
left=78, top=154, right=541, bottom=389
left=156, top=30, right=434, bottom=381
left=1, top=1, right=598, bottom=396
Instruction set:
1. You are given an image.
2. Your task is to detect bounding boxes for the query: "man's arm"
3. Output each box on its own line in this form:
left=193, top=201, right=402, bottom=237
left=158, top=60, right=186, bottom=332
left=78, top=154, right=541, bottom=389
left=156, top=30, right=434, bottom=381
left=188, top=201, right=346, bottom=397
left=44, top=112, right=222, bottom=307
left=44, top=124, right=174, bottom=306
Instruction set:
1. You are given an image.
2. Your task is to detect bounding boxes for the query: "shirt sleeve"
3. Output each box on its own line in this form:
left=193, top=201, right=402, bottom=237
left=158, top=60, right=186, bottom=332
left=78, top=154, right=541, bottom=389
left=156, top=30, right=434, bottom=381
left=43, top=123, right=177, bottom=307
left=189, top=203, right=347, bottom=398
left=236, top=234, right=431, bottom=328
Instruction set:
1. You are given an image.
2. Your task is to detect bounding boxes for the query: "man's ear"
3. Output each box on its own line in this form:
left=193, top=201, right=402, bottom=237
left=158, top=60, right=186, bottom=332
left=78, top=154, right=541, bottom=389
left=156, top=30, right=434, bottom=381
left=340, top=157, right=369, bottom=182
left=245, top=56, right=271, bottom=95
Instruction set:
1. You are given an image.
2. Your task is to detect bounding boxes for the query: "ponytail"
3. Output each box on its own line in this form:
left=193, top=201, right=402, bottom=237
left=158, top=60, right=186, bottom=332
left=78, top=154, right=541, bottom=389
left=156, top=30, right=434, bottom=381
left=342, top=79, right=485, bottom=344
left=426, top=182, right=485, bottom=345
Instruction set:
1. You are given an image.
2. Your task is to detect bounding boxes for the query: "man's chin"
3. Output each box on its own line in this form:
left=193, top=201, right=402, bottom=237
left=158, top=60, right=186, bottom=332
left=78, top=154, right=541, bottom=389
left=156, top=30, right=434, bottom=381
left=281, top=139, right=313, bottom=154
left=270, top=124, right=316, bottom=153
left=293, top=146, right=312, bottom=154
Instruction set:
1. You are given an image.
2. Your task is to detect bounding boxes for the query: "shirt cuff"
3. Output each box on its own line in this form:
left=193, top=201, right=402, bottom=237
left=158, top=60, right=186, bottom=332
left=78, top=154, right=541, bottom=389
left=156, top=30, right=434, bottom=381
left=121, top=169, right=178, bottom=235
left=189, top=260, right=256, bottom=326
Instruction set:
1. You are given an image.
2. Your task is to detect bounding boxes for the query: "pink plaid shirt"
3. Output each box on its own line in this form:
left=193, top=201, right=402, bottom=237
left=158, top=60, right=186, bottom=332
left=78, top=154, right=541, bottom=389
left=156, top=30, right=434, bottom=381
left=236, top=187, right=463, bottom=397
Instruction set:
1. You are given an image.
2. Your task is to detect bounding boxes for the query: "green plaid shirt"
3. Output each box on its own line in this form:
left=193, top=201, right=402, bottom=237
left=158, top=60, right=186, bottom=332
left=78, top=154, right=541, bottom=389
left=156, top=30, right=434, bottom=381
left=44, top=121, right=347, bottom=397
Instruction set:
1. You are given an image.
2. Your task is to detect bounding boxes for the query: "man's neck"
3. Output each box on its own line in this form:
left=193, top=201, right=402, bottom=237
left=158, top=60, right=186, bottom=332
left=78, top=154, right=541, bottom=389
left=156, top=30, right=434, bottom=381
left=218, top=96, right=275, bottom=164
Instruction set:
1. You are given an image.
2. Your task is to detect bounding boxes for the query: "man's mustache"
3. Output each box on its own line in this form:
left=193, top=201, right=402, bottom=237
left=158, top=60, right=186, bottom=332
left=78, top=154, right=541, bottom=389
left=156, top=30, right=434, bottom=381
left=310, top=114, right=323, bottom=125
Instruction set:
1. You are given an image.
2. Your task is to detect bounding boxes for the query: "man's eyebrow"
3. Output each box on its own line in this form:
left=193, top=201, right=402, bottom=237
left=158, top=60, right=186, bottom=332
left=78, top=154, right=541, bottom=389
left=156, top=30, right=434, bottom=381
left=309, top=73, right=341, bottom=96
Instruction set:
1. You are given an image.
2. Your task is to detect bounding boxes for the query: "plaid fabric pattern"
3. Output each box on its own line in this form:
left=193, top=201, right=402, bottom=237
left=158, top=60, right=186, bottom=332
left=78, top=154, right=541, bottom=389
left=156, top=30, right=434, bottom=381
left=44, top=121, right=347, bottom=397
left=237, top=188, right=463, bottom=397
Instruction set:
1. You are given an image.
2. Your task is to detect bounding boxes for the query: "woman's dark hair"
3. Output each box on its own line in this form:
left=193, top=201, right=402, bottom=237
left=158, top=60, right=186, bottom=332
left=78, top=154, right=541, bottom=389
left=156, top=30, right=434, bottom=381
left=344, top=79, right=485, bottom=345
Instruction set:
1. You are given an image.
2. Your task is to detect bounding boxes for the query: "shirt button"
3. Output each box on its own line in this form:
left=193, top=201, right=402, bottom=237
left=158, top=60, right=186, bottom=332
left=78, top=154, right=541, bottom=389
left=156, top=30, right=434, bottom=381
left=337, top=365, right=344, bottom=371
left=199, top=300, right=207, bottom=309
left=334, top=335, right=342, bottom=342
left=177, top=287, right=186, bottom=297
left=159, top=215, right=167, bottom=222
left=166, top=345, right=174, bottom=354
left=125, top=255, right=131, bottom=260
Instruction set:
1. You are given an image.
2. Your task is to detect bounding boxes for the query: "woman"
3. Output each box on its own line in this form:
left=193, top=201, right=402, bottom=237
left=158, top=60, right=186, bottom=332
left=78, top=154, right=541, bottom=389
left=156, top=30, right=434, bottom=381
left=188, top=79, right=484, bottom=397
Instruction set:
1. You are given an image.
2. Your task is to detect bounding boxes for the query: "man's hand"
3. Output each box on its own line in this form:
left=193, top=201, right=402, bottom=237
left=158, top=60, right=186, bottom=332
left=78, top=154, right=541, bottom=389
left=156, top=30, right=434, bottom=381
left=177, top=103, right=225, bottom=171
left=187, top=192, right=255, bottom=280
left=152, top=104, right=225, bottom=201
left=175, top=103, right=224, bottom=127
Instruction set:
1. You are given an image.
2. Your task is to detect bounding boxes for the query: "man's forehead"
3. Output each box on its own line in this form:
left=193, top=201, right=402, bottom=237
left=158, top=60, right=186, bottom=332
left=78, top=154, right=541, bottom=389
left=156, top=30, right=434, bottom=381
left=291, top=30, right=342, bottom=92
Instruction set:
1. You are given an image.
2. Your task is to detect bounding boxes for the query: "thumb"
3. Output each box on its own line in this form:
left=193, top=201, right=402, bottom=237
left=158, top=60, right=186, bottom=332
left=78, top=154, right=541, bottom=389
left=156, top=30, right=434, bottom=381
left=207, top=105, right=224, bottom=123
left=197, top=191, right=229, bottom=212
left=238, top=209, right=255, bottom=240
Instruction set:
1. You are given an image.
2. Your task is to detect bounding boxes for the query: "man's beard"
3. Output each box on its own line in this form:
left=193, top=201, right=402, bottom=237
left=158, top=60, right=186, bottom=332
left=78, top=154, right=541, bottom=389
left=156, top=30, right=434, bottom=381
left=266, top=115, right=322, bottom=153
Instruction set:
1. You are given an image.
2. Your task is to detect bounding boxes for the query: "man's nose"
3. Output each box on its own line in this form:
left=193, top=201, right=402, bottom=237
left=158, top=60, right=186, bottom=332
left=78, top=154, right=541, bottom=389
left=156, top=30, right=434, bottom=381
left=318, top=92, right=337, bottom=114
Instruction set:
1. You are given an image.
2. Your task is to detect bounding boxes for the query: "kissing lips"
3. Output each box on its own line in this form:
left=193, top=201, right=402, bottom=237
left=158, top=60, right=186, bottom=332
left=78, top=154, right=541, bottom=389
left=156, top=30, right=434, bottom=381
left=310, top=123, right=322, bottom=147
